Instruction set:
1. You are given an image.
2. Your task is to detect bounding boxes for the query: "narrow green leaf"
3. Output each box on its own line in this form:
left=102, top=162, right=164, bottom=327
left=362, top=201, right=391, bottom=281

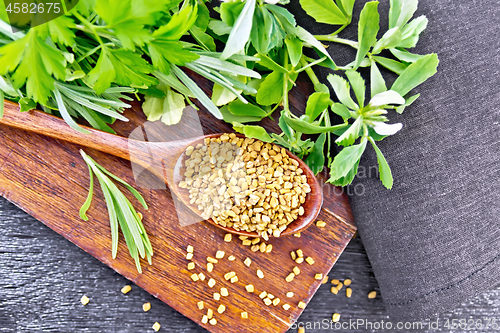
left=220, top=105, right=262, bottom=124
left=190, top=26, right=216, bottom=52
left=390, top=48, right=423, bottom=63
left=399, top=16, right=428, bottom=48
left=372, top=55, right=408, bottom=75
left=369, top=137, right=393, bottom=189
left=53, top=88, right=91, bottom=134
left=256, top=53, right=288, bottom=73
left=293, top=26, right=337, bottom=70
left=372, top=27, right=402, bottom=54
left=391, top=53, right=439, bottom=96
left=279, top=110, right=294, bottom=139
left=299, top=0, right=349, bottom=25
left=345, top=70, right=366, bottom=108
left=194, top=55, right=261, bottom=79
left=285, top=37, right=303, bottom=67
left=389, top=0, right=417, bottom=29
left=228, top=100, right=267, bottom=118
left=283, top=114, right=348, bottom=134
left=305, top=92, right=332, bottom=121
left=354, top=1, right=380, bottom=69
left=304, top=133, right=326, bottom=174
left=79, top=162, right=94, bottom=221
left=370, top=61, right=387, bottom=98
left=335, top=116, right=363, bottom=147
left=99, top=179, right=120, bottom=259
left=221, top=0, right=256, bottom=60
left=329, top=139, right=367, bottom=181
left=327, top=74, right=358, bottom=110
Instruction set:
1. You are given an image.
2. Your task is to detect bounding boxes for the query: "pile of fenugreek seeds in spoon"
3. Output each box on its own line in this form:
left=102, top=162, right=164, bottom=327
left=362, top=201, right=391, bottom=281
left=178, top=133, right=310, bottom=239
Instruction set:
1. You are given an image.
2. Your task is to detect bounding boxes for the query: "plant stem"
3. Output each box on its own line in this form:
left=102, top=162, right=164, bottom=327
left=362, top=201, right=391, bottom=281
left=283, top=49, right=290, bottom=114
left=330, top=22, right=349, bottom=36
left=314, top=35, right=359, bottom=49
left=74, top=13, right=105, bottom=45
left=299, top=58, right=321, bottom=88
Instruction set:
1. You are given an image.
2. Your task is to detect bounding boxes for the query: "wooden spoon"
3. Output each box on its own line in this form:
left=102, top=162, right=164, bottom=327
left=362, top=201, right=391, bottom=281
left=0, top=100, right=323, bottom=236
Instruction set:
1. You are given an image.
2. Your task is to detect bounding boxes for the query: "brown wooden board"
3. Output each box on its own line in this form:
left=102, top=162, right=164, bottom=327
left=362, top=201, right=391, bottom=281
left=0, top=74, right=356, bottom=332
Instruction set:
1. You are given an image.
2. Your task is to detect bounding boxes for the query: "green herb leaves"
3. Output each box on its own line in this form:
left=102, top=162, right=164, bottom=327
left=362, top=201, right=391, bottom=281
left=221, top=0, right=256, bottom=59
left=299, top=0, right=354, bottom=25
left=80, top=150, right=152, bottom=273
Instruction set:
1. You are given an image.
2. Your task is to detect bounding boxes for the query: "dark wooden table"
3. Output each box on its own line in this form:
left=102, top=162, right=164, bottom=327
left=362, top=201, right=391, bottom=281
left=2, top=196, right=499, bottom=333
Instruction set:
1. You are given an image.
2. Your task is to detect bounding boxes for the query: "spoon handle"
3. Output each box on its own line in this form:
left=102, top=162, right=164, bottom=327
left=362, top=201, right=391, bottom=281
left=1, top=100, right=140, bottom=161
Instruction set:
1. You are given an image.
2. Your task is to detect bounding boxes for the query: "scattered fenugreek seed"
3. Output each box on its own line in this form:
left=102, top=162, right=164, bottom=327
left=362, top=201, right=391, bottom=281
left=198, top=301, right=204, bottom=310
left=187, top=262, right=195, bottom=270
left=242, top=240, right=252, bottom=246
left=207, top=257, right=218, bottom=264
left=187, top=245, right=194, bottom=253
left=201, top=315, right=208, bottom=324
left=332, top=313, right=341, bottom=322
left=315, top=273, right=323, bottom=280
left=239, top=236, right=248, bottom=241
left=259, top=242, right=266, bottom=252
left=346, top=288, right=352, bottom=298
left=241, top=312, right=248, bottom=319
left=295, top=257, right=304, bottom=264
left=190, top=274, right=199, bottom=282
left=230, top=276, right=238, bottom=283
left=322, top=276, right=329, bottom=284
left=198, top=273, right=206, bottom=281
left=80, top=295, right=90, bottom=305
left=143, top=302, right=151, bottom=312
left=251, top=238, right=261, bottom=245
left=209, top=318, right=217, bottom=325
left=263, top=298, right=272, bottom=306
left=215, top=251, right=225, bottom=259
left=121, top=285, right=132, bottom=294
left=286, top=292, right=294, bottom=298
left=294, top=232, right=301, bottom=237
left=251, top=245, right=259, bottom=252
left=267, top=294, right=274, bottom=300
left=336, top=282, right=343, bottom=291
left=221, top=288, right=229, bottom=297
left=244, top=258, right=252, bottom=267
left=283, top=304, right=291, bottom=310
left=224, top=271, right=236, bottom=280
left=272, top=298, right=281, bottom=306
left=316, top=220, right=326, bottom=228
left=291, top=251, right=297, bottom=260
left=186, top=253, right=193, bottom=260
left=256, top=269, right=264, bottom=279
left=214, top=293, right=220, bottom=301
left=298, top=326, right=305, bottom=333
left=331, top=279, right=340, bottom=285
left=293, top=266, right=300, bottom=275
left=224, top=234, right=233, bottom=242
left=285, top=273, right=295, bottom=282
left=368, top=291, right=377, bottom=299
left=259, top=291, right=268, bottom=299
left=207, top=308, right=213, bottom=319
left=296, top=249, right=303, bottom=257
left=228, top=255, right=236, bottom=261
left=305, top=257, right=315, bottom=265
left=208, top=278, right=216, bottom=288
left=152, top=322, right=161, bottom=332
left=344, top=279, right=352, bottom=286
left=207, top=263, right=214, bottom=272
left=331, top=287, right=338, bottom=295
left=298, top=301, right=306, bottom=309
left=217, top=305, right=226, bottom=314
left=265, top=244, right=273, bottom=253
left=245, top=284, right=255, bottom=293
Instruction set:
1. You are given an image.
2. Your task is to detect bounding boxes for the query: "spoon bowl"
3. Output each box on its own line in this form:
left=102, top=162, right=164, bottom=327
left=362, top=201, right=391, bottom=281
left=0, top=101, right=324, bottom=237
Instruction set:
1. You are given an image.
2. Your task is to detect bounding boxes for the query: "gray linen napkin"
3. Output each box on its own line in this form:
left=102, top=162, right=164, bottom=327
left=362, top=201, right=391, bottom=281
left=288, top=0, right=500, bottom=321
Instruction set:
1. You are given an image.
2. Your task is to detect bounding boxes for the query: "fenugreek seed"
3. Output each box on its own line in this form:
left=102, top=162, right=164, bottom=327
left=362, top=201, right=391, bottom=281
left=259, top=242, right=266, bottom=252
left=241, top=312, right=248, bottom=319
left=221, top=287, right=229, bottom=297
left=265, top=244, right=273, bottom=253
left=207, top=263, right=214, bottom=272
left=251, top=238, right=261, bottom=245
left=285, top=273, right=295, bottom=282
left=272, top=298, right=281, bottom=306
left=198, top=273, right=206, bottom=281
left=228, top=255, right=236, bottom=261
left=187, top=245, right=194, bottom=253
left=207, top=257, right=218, bottom=264
left=256, top=269, right=264, bottom=279
left=331, top=287, right=338, bottom=294
left=152, top=322, right=161, bottom=332
left=283, top=303, right=291, bottom=310
left=294, top=232, right=301, bottom=237
left=186, top=253, right=193, bottom=260
left=368, top=291, right=377, bottom=299
left=337, top=282, right=343, bottom=291
left=142, top=302, right=151, bottom=312
left=322, top=276, right=329, bottom=284
left=230, top=276, right=239, bottom=283
left=80, top=295, right=90, bottom=305
left=295, top=257, right=304, bottom=264
left=208, top=278, right=216, bottom=288
left=224, top=234, right=233, bottom=242
left=298, top=326, right=305, bottom=333
left=245, top=284, right=255, bottom=293
left=332, top=313, right=341, bottom=322
left=296, top=249, right=304, bottom=258
left=242, top=240, right=252, bottom=246
left=215, top=251, right=225, bottom=259
left=207, top=308, right=213, bottom=319
left=198, top=301, right=204, bottom=310
left=191, top=274, right=199, bottom=282
left=286, top=292, right=294, bottom=298
left=251, top=245, right=259, bottom=252
left=201, top=315, right=208, bottom=324
left=259, top=291, right=268, bottom=299
left=209, top=318, right=217, bottom=325
left=344, top=279, right=352, bottom=286
left=214, top=292, right=220, bottom=301
left=263, top=298, right=272, bottom=306
left=239, top=236, right=248, bottom=241
left=298, top=301, right=306, bottom=309
left=224, top=271, right=236, bottom=280
left=291, top=251, right=297, bottom=260
left=316, top=220, right=326, bottom=228
left=121, top=285, right=132, bottom=294
left=331, top=279, right=340, bottom=285
left=187, top=262, right=195, bottom=270
left=217, top=305, right=226, bottom=314
left=315, top=273, right=323, bottom=280
left=267, top=294, right=274, bottom=300
left=346, top=288, right=352, bottom=298
left=305, top=257, right=315, bottom=265
left=293, top=266, right=300, bottom=275
left=244, top=257, right=252, bottom=267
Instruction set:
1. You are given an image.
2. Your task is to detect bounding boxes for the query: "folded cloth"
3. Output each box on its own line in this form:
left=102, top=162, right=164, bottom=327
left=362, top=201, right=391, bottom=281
left=289, top=0, right=500, bottom=321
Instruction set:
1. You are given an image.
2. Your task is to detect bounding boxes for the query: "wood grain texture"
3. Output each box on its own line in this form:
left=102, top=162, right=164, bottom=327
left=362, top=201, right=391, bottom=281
left=0, top=73, right=356, bottom=332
